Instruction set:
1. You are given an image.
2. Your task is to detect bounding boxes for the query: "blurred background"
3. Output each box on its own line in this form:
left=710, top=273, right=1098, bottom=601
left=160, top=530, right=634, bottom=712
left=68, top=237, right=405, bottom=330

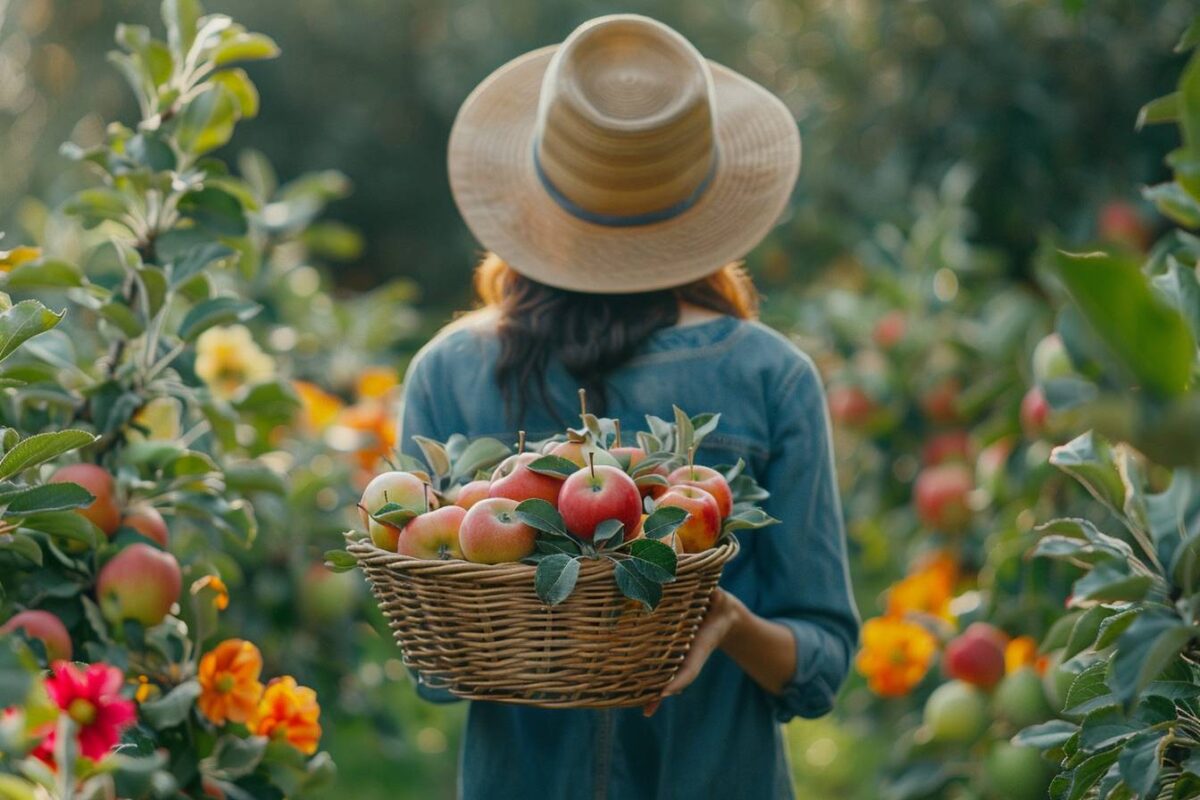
left=1, top=1, right=1195, bottom=798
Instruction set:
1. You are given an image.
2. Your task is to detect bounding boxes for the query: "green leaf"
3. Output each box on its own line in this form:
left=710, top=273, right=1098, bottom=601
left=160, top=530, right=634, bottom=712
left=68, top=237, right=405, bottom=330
left=1050, top=432, right=1128, bottom=512
left=628, top=538, right=677, bottom=578
left=1110, top=611, right=1194, bottom=708
left=140, top=679, right=201, bottom=729
left=1137, top=92, right=1180, bottom=129
left=411, top=436, right=451, bottom=478
left=369, top=502, right=417, bottom=527
left=1012, top=719, right=1077, bottom=750
left=1071, top=563, right=1152, bottom=604
left=1143, top=182, right=1200, bottom=228
left=0, top=431, right=96, bottom=480
left=323, top=549, right=357, bottom=573
left=1047, top=249, right=1195, bottom=397
left=178, top=296, right=261, bottom=341
left=62, top=188, right=129, bottom=228
left=722, top=507, right=781, bottom=533
left=177, top=186, right=248, bottom=235
left=515, top=498, right=569, bottom=537
left=613, top=560, right=662, bottom=610
left=534, top=554, right=580, bottom=605
left=525, top=455, right=579, bottom=479
left=169, top=242, right=235, bottom=287
left=99, top=302, right=144, bottom=337
left=211, top=32, right=279, bottom=66
left=206, top=734, right=268, bottom=779
left=211, top=68, right=260, bottom=118
left=0, top=300, right=64, bottom=364
left=641, top=506, right=688, bottom=540
left=1079, top=706, right=1141, bottom=751
left=1064, top=749, right=1120, bottom=800
left=1065, top=662, right=1114, bottom=715
left=593, top=519, right=625, bottom=549
left=672, top=405, right=695, bottom=458
left=0, top=533, right=41, bottom=565
left=1117, top=729, right=1164, bottom=796
left=3, top=259, right=83, bottom=289
left=1095, top=608, right=1141, bottom=650
left=1065, top=606, right=1115, bottom=660
left=0, top=482, right=93, bottom=516
left=19, top=510, right=100, bottom=548
left=162, top=0, right=201, bottom=60
left=450, top=437, right=511, bottom=481
left=127, top=132, right=176, bottom=170
left=1177, top=14, right=1200, bottom=52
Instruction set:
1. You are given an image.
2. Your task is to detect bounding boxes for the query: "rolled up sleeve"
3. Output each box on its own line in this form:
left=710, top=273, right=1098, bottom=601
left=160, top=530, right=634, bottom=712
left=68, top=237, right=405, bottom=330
left=755, top=354, right=860, bottom=721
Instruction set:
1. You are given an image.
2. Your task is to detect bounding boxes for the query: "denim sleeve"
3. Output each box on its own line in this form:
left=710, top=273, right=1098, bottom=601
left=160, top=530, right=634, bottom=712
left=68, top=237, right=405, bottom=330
left=755, top=355, right=860, bottom=721
left=397, top=351, right=463, bottom=706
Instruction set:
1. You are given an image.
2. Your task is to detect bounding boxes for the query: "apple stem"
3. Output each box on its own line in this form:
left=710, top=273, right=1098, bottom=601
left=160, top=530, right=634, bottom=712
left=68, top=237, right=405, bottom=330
left=588, top=450, right=595, bottom=480
left=614, top=419, right=622, bottom=448
left=688, top=446, right=695, bottom=474
left=517, top=430, right=526, bottom=453
left=423, top=483, right=430, bottom=513
left=578, top=388, right=587, bottom=419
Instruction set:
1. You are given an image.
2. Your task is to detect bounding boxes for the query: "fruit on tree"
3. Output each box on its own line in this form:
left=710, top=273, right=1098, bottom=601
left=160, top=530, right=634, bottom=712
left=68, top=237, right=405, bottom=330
left=298, top=564, right=360, bottom=624
left=1097, top=200, right=1150, bottom=252
left=458, top=498, right=538, bottom=564
left=358, top=471, right=430, bottom=529
left=943, top=623, right=1007, bottom=689
left=983, top=742, right=1054, bottom=800
left=993, top=666, right=1053, bottom=728
left=914, top=463, right=974, bottom=531
left=921, top=430, right=972, bottom=466
left=919, top=377, right=961, bottom=425
left=656, top=486, right=721, bottom=553
left=827, top=385, right=876, bottom=428
left=1020, top=386, right=1050, bottom=437
left=547, top=441, right=620, bottom=469
left=49, top=464, right=121, bottom=536
left=397, top=505, right=466, bottom=560
left=558, top=465, right=642, bottom=541
left=489, top=453, right=564, bottom=505
left=667, top=464, right=732, bottom=518
left=975, top=437, right=1014, bottom=499
left=873, top=310, right=907, bottom=350
left=453, top=480, right=491, bottom=510
left=0, top=609, right=72, bottom=661
left=123, top=505, right=169, bottom=547
left=923, top=680, right=989, bottom=743
left=1032, top=333, right=1074, bottom=383
left=96, top=543, right=182, bottom=627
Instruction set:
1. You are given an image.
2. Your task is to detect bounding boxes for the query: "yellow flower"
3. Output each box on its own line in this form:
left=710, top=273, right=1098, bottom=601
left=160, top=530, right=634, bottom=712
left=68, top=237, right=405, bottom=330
left=855, top=617, right=938, bottom=697
left=190, top=574, right=230, bottom=611
left=197, top=639, right=264, bottom=725
left=355, top=367, right=397, bottom=401
left=336, top=401, right=397, bottom=471
left=293, top=380, right=343, bottom=433
left=195, top=325, right=274, bottom=400
left=1004, top=635, right=1044, bottom=675
left=0, top=245, right=41, bottom=272
left=129, top=396, right=183, bottom=442
left=251, top=676, right=321, bottom=755
left=886, top=554, right=958, bottom=622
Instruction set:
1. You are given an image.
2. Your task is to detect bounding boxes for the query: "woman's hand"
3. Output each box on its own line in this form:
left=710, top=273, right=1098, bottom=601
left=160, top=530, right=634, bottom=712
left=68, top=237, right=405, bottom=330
left=643, top=588, right=798, bottom=717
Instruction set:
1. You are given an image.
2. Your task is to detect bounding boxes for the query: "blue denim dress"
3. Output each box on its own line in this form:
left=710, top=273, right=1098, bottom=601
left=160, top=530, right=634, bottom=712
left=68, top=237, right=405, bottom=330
left=399, top=314, right=859, bottom=800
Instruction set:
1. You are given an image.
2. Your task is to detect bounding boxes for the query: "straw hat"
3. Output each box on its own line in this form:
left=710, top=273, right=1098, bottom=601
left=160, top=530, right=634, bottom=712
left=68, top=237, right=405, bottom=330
left=448, top=14, right=801, bottom=294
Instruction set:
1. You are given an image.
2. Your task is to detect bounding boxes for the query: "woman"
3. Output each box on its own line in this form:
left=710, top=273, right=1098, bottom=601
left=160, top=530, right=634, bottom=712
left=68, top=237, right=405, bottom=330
left=400, top=15, right=858, bottom=799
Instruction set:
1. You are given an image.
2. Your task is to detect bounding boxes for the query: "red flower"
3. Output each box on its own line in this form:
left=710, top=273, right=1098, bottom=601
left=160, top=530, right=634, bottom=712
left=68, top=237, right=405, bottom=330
left=43, top=661, right=136, bottom=761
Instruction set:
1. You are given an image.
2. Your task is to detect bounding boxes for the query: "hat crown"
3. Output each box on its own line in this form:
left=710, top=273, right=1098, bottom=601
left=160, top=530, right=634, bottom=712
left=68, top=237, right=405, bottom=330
left=535, top=15, right=717, bottom=219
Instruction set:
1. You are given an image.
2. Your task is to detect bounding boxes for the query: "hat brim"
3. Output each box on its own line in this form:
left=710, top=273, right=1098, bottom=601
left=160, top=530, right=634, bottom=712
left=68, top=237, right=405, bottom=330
left=448, top=46, right=801, bottom=294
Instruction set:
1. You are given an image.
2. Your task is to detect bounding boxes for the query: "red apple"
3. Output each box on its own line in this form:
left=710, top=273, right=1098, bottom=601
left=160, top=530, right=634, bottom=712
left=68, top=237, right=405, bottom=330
left=827, top=385, right=876, bottom=428
left=873, top=310, right=907, bottom=350
left=1098, top=200, right=1150, bottom=251
left=398, top=505, right=466, bottom=560
left=489, top=453, right=564, bottom=505
left=656, top=486, right=721, bottom=553
left=667, top=464, right=733, bottom=518
left=548, top=440, right=620, bottom=468
left=96, top=543, right=182, bottom=627
left=919, top=377, right=961, bottom=425
left=914, top=463, right=973, bottom=531
left=458, top=498, right=537, bottom=564
left=369, top=519, right=403, bottom=551
left=1020, top=386, right=1050, bottom=437
left=453, top=480, right=491, bottom=510
left=123, top=505, right=169, bottom=547
left=558, top=465, right=642, bottom=541
left=49, top=464, right=121, bottom=536
left=0, top=610, right=72, bottom=661
left=922, top=431, right=972, bottom=466
left=943, top=623, right=1007, bottom=689
left=613, top=447, right=670, bottom=499
left=358, top=471, right=430, bottom=529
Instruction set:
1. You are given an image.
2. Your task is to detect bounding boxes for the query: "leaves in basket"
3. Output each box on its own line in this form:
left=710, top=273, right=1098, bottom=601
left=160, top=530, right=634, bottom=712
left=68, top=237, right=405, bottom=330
left=593, top=519, right=625, bottom=550
left=525, top=455, right=578, bottom=479
left=640, top=506, right=688, bottom=540
left=370, top=502, right=418, bottom=527
left=627, top=538, right=677, bottom=580
left=614, top=560, right=663, bottom=610
left=536, top=538, right=582, bottom=557
left=324, top=549, right=357, bottom=573
left=515, top=498, right=570, bottom=537
left=722, top=507, right=779, bottom=534
left=535, top=554, right=581, bottom=605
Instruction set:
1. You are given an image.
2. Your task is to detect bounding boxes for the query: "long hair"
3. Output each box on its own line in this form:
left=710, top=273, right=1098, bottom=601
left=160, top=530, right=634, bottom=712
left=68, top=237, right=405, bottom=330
left=473, top=253, right=759, bottom=425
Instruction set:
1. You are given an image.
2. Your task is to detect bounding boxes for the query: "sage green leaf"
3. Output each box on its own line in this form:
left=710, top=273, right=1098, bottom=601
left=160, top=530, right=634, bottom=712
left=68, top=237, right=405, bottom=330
left=451, top=437, right=511, bottom=481
left=515, top=499, right=569, bottom=537
left=613, top=560, right=662, bottom=610
left=593, top=519, right=625, bottom=550
left=162, top=0, right=201, bottom=60
left=178, top=296, right=261, bottom=341
left=211, top=32, right=279, bottom=66
left=0, top=300, right=64, bottom=364
left=525, top=455, right=578, bottom=479
left=99, top=302, right=144, bottom=337
left=1012, top=719, right=1077, bottom=750
left=140, top=679, right=201, bottom=729
left=641, top=506, right=687, bottom=540
left=323, top=549, right=357, bottom=573
left=1137, top=92, right=1179, bottom=129
left=19, top=510, right=100, bottom=548
left=534, top=554, right=580, bottom=606
left=206, top=734, right=268, bottom=780
left=411, top=436, right=450, bottom=478
left=1117, top=729, right=1164, bottom=796
left=0, top=482, right=93, bottom=516
left=628, top=538, right=677, bottom=579
left=1111, top=611, right=1194, bottom=708
left=211, top=68, right=260, bottom=118
left=1144, top=182, right=1200, bottom=228
left=1050, top=432, right=1127, bottom=511
left=0, top=431, right=96, bottom=480
left=0, top=533, right=41, bottom=566
left=3, top=260, right=83, bottom=289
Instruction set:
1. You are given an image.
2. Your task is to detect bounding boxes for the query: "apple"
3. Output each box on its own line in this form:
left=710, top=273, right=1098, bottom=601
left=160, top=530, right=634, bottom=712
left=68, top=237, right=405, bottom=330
left=1098, top=200, right=1150, bottom=252
left=667, top=464, right=732, bottom=518
left=983, top=742, right=1054, bottom=800
left=923, top=680, right=988, bottom=743
left=97, top=543, right=182, bottom=627
left=369, top=518, right=403, bottom=551
left=458, top=498, right=537, bottom=564
left=0, top=610, right=72, bottom=661
left=489, top=452, right=565, bottom=505
left=1020, top=386, right=1050, bottom=437
left=827, top=385, right=875, bottom=428
left=919, top=377, right=961, bottom=425
left=1032, top=333, right=1074, bottom=383
left=944, top=623, right=1007, bottom=689
left=453, top=480, right=491, bottom=510
left=123, top=505, right=169, bottom=547
left=612, top=447, right=670, bottom=499
left=398, top=505, right=466, bottom=559
left=548, top=440, right=620, bottom=469
left=298, top=564, right=360, bottom=624
left=993, top=666, right=1053, bottom=728
left=975, top=437, right=1014, bottom=498
left=49, top=464, right=121, bottom=536
left=656, top=486, right=721, bottom=553
left=358, top=471, right=430, bottom=529
left=873, top=310, right=907, bottom=350
left=914, top=463, right=973, bottom=531
left=921, top=430, right=972, bottom=466
left=558, top=465, right=642, bottom=541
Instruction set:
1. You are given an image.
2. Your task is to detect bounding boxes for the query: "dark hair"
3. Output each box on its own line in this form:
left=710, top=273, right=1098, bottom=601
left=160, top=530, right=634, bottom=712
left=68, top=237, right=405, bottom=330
left=473, top=254, right=758, bottom=425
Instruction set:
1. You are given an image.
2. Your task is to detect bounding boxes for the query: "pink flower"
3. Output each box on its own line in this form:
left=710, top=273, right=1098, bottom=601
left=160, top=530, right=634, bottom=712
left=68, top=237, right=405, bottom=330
left=42, top=661, right=136, bottom=761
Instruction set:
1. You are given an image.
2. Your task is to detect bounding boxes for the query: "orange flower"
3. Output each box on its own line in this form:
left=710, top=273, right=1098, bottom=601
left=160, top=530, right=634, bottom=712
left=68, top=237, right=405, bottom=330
left=198, top=639, right=264, bottom=725
left=293, top=380, right=343, bottom=433
left=1005, top=635, right=1044, bottom=675
left=336, top=401, right=397, bottom=471
left=355, top=367, right=398, bottom=401
left=855, top=616, right=938, bottom=697
left=191, top=574, right=230, bottom=611
left=251, top=676, right=321, bottom=755
left=886, top=552, right=958, bottom=622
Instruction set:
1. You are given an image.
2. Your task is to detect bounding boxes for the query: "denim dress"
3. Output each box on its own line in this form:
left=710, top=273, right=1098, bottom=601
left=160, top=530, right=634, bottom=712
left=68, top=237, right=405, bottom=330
left=399, top=313, right=860, bottom=800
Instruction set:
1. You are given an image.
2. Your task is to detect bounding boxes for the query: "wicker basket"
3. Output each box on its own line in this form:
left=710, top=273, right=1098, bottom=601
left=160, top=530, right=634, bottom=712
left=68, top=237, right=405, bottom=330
left=346, top=533, right=739, bottom=709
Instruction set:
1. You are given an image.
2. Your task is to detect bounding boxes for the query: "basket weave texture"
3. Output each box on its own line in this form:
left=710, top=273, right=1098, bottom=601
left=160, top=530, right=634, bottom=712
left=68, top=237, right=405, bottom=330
left=347, top=534, right=739, bottom=708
